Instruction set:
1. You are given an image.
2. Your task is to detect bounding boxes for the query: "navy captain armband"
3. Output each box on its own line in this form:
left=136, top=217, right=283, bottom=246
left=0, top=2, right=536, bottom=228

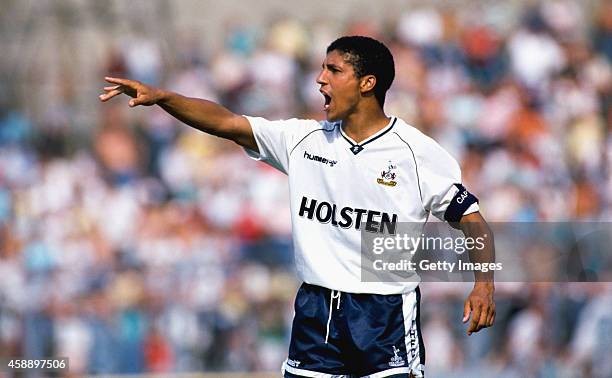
left=443, top=184, right=479, bottom=223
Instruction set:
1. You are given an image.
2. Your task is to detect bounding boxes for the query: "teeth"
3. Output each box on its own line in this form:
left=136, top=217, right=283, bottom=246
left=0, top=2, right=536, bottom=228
left=321, top=91, right=331, bottom=111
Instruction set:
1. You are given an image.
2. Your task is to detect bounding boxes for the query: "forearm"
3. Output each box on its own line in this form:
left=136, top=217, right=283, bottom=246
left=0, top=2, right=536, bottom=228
left=460, top=212, right=495, bottom=283
left=101, top=77, right=256, bottom=149
left=460, top=212, right=496, bottom=334
left=158, top=91, right=243, bottom=140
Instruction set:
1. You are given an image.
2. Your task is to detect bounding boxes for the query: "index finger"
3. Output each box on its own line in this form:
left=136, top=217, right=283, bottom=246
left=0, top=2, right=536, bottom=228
left=475, top=305, right=490, bottom=332
left=105, top=77, right=135, bottom=86
left=467, top=304, right=482, bottom=335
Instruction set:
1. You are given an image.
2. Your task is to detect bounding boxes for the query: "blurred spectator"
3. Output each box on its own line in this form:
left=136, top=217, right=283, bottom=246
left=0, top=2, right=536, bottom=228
left=0, top=1, right=611, bottom=376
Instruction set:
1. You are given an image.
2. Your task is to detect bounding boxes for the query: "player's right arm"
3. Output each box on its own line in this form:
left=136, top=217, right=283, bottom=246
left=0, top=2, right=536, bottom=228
left=99, top=77, right=257, bottom=151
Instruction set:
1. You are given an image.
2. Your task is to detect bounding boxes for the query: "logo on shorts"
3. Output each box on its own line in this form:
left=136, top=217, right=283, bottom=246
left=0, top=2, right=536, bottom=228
left=377, top=160, right=398, bottom=187
left=388, top=345, right=405, bottom=367
left=286, top=358, right=301, bottom=368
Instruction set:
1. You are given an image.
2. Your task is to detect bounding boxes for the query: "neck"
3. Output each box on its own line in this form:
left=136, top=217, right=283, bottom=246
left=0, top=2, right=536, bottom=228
left=340, top=103, right=390, bottom=144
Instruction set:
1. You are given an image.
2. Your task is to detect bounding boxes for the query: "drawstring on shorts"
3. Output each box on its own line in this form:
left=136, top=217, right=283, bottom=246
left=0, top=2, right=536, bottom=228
left=324, top=290, right=341, bottom=344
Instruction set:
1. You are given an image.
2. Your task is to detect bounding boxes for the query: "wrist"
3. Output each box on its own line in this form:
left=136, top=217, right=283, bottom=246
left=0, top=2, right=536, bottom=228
left=474, top=281, right=495, bottom=291
left=157, top=89, right=172, bottom=105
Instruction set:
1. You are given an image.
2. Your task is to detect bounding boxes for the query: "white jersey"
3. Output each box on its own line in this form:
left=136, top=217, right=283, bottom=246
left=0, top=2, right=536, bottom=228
left=245, top=116, right=478, bottom=294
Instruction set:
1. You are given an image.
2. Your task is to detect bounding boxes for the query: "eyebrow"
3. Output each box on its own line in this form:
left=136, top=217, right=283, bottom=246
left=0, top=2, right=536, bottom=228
left=322, top=62, right=341, bottom=70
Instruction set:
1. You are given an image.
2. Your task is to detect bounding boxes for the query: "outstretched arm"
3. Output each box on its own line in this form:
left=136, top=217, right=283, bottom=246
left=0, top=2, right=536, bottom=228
left=99, top=77, right=257, bottom=151
left=459, top=211, right=495, bottom=335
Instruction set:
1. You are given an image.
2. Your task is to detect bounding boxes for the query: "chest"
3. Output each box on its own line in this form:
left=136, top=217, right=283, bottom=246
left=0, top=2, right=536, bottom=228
left=288, top=133, right=419, bottom=204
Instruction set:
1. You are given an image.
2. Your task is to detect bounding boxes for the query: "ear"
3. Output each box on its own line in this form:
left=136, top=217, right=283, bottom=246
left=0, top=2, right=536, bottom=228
left=360, top=75, right=377, bottom=94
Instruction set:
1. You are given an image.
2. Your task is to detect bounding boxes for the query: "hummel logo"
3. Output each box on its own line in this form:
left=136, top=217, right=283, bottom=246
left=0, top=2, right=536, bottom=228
left=287, top=359, right=301, bottom=368
left=350, top=145, right=364, bottom=154
left=303, top=151, right=337, bottom=167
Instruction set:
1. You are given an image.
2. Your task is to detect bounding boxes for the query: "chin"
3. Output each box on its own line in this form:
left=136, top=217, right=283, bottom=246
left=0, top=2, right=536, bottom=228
left=325, top=111, right=343, bottom=122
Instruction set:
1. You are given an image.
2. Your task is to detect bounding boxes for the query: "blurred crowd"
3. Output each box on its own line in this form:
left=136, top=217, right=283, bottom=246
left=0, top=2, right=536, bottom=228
left=1, top=1, right=612, bottom=377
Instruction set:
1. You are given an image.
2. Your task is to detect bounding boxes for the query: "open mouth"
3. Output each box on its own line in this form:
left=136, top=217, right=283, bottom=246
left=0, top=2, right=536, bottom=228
left=322, top=93, right=331, bottom=111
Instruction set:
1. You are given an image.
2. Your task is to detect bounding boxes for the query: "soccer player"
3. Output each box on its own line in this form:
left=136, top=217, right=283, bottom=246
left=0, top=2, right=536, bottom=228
left=100, top=36, right=495, bottom=378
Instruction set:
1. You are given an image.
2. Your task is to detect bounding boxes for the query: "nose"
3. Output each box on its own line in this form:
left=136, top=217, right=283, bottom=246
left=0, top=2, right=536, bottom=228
left=316, top=69, right=327, bottom=86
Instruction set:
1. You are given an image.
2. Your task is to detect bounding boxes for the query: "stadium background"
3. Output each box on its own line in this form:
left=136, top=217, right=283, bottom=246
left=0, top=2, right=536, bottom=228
left=1, top=0, right=611, bottom=377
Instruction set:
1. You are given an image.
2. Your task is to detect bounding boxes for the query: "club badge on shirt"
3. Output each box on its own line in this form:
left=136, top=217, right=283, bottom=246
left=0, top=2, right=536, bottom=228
left=377, top=160, right=398, bottom=187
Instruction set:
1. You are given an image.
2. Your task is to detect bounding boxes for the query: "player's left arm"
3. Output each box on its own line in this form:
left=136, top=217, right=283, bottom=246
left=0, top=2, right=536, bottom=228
left=459, top=211, right=495, bottom=335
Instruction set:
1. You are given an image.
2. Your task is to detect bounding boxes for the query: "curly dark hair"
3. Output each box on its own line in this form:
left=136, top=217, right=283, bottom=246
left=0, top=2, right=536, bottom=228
left=327, top=36, right=395, bottom=108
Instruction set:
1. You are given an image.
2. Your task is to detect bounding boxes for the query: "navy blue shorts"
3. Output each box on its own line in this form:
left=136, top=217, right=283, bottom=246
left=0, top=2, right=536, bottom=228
left=282, top=283, right=425, bottom=377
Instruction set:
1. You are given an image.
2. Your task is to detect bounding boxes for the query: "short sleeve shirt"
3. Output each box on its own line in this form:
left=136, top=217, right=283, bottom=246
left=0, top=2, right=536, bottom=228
left=245, top=116, right=478, bottom=294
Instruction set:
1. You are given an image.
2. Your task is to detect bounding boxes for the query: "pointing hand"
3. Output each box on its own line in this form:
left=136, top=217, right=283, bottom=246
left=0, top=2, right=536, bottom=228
left=99, top=77, right=166, bottom=107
